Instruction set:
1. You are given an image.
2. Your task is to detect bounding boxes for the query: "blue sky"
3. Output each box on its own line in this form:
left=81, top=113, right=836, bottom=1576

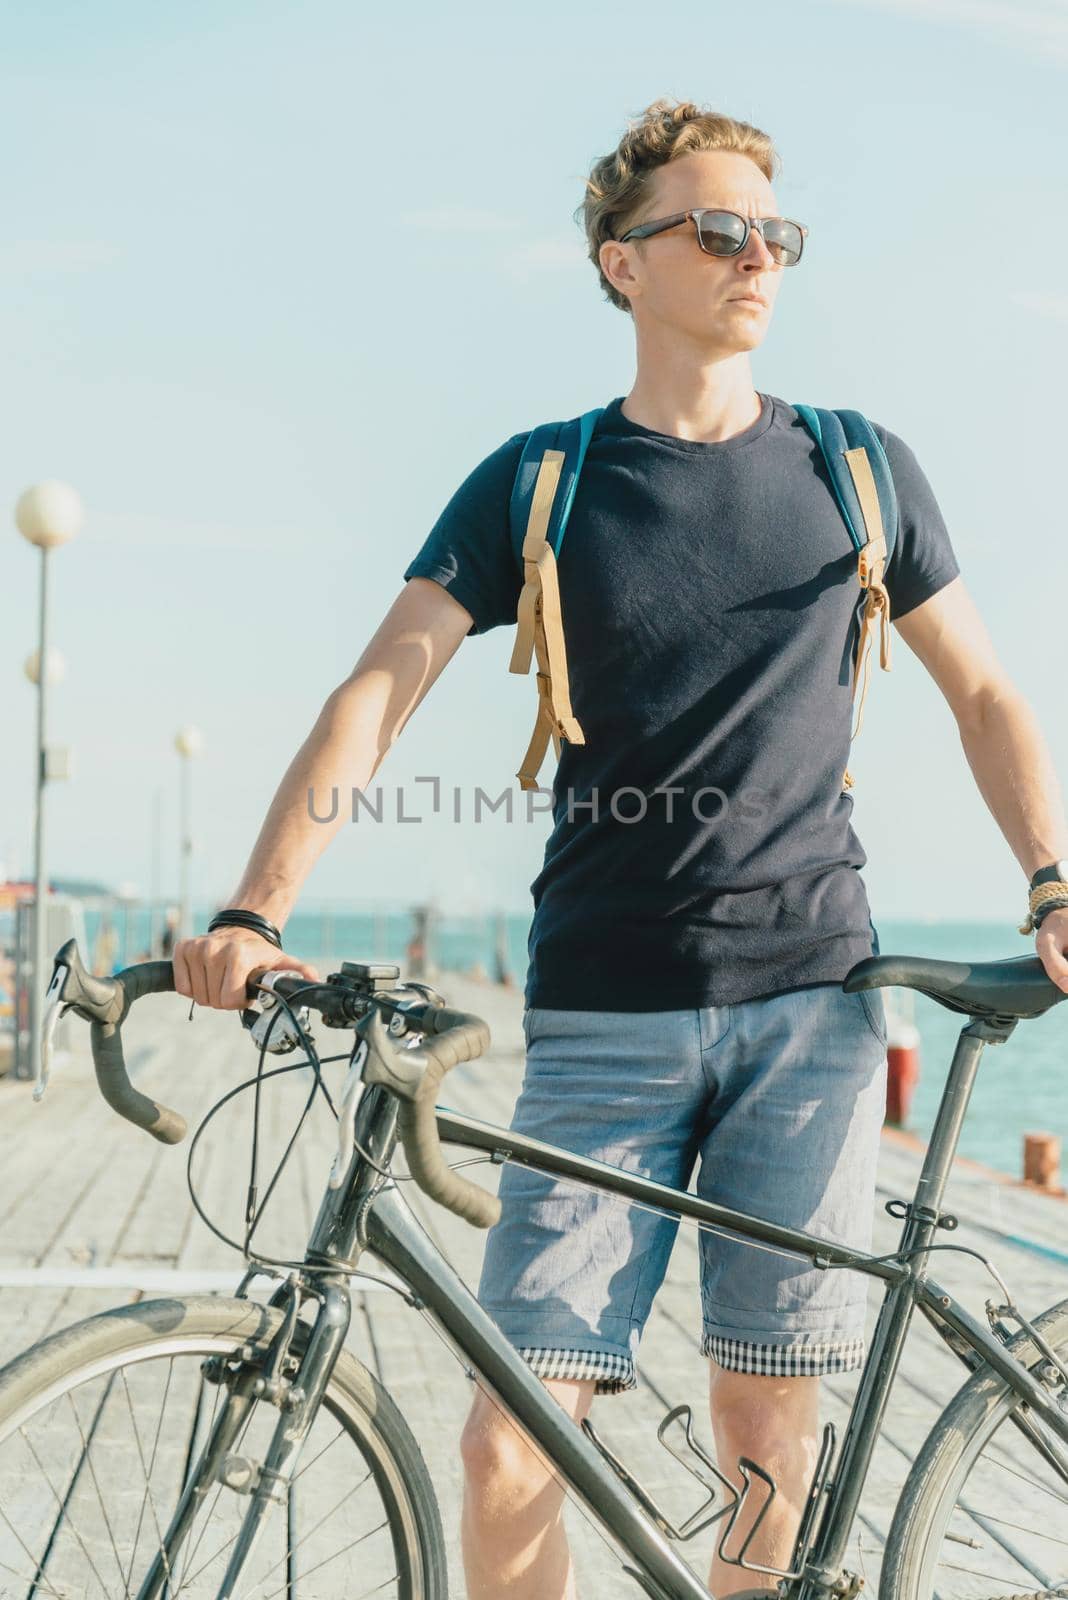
left=2, top=0, right=1066, bottom=924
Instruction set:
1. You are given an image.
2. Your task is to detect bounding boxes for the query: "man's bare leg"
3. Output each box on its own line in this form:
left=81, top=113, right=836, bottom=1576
left=707, top=1365, right=822, bottom=1598
left=460, top=1376, right=596, bottom=1600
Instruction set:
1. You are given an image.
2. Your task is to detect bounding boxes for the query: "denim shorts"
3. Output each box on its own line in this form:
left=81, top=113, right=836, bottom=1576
left=476, top=983, right=888, bottom=1394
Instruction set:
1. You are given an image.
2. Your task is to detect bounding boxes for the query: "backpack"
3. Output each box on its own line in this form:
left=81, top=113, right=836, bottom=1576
left=507, top=403, right=898, bottom=797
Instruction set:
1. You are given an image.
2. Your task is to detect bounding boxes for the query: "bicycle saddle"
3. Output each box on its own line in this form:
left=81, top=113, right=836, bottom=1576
left=843, top=952, right=1067, bottom=1020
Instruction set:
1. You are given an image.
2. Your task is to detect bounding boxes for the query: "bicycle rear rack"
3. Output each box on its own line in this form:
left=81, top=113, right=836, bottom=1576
left=582, top=1403, right=838, bottom=1585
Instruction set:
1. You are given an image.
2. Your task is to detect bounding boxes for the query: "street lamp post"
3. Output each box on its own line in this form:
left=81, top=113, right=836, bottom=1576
left=149, top=786, right=163, bottom=958
left=15, top=481, right=82, bottom=1082
left=174, top=726, right=204, bottom=941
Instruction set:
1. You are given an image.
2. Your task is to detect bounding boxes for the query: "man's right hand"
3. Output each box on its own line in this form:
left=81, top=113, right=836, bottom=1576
left=172, top=928, right=320, bottom=1011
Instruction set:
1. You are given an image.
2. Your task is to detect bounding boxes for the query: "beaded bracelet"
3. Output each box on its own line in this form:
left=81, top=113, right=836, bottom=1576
left=207, top=908, right=284, bottom=950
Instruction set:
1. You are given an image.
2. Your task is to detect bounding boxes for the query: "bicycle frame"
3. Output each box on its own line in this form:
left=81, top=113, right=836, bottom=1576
left=294, top=1008, right=1068, bottom=1600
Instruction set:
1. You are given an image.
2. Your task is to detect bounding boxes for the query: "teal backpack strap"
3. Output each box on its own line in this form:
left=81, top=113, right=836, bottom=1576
left=794, top=404, right=899, bottom=795
left=793, top=404, right=898, bottom=564
left=509, top=407, right=604, bottom=563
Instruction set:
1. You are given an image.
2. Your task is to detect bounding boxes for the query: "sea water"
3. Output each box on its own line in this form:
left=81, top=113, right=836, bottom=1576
left=82, top=906, right=1066, bottom=1180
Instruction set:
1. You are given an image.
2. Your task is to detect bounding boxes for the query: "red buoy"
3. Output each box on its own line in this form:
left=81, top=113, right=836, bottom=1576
left=885, top=997, right=920, bottom=1128
left=1023, top=1132, right=1061, bottom=1190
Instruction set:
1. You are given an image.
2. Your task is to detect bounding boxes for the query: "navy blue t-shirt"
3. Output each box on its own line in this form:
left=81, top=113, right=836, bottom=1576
left=403, top=393, right=960, bottom=1010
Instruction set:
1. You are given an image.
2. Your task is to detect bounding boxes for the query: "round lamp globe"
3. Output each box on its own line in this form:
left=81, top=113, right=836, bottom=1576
left=15, top=482, right=84, bottom=550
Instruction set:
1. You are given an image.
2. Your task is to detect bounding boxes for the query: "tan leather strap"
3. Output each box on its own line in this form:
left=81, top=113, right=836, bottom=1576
left=510, top=448, right=585, bottom=789
left=840, top=447, right=894, bottom=789
left=844, top=446, right=893, bottom=677
left=531, top=543, right=583, bottom=739
left=845, top=447, right=888, bottom=589
left=516, top=682, right=561, bottom=793
left=510, top=450, right=564, bottom=676
left=516, top=625, right=563, bottom=791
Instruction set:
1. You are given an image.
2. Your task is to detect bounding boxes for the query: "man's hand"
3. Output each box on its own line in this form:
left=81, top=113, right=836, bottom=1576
left=173, top=928, right=320, bottom=1011
left=1035, top=908, right=1068, bottom=994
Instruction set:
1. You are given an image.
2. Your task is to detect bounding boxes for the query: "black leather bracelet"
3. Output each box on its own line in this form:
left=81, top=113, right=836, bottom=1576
left=207, top=909, right=284, bottom=949
left=1033, top=897, right=1068, bottom=931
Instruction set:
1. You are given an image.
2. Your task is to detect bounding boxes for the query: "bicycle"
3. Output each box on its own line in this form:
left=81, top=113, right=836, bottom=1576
left=0, top=936, right=1065, bottom=1599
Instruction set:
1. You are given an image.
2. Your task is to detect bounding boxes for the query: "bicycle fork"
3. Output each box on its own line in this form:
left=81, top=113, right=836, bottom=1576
left=133, top=1280, right=352, bottom=1600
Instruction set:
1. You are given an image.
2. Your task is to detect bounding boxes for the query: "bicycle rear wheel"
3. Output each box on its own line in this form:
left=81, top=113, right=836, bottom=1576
left=882, top=1295, right=1068, bottom=1600
left=0, top=1295, right=447, bottom=1599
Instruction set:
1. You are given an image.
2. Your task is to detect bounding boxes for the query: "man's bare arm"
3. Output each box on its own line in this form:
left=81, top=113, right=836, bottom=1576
left=894, top=576, right=1068, bottom=990
left=174, top=578, right=475, bottom=1008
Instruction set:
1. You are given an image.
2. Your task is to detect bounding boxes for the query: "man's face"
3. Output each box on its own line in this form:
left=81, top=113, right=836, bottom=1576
left=601, top=150, right=789, bottom=352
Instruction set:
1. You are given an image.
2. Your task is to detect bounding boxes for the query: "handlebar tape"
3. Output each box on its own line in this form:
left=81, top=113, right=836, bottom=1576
left=397, top=1057, right=501, bottom=1229
left=52, top=940, right=187, bottom=1144
left=94, top=960, right=187, bottom=1145
left=361, top=1004, right=501, bottom=1228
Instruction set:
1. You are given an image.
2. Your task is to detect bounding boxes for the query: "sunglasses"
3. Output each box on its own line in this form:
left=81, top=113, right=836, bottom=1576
left=618, top=208, right=808, bottom=267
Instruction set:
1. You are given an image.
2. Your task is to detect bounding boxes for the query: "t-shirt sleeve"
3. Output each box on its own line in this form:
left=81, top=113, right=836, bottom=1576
left=872, top=423, right=961, bottom=620
left=402, top=430, right=529, bottom=636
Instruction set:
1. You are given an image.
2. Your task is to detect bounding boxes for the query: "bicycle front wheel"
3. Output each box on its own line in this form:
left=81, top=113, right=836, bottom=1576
left=882, top=1294, right=1068, bottom=1600
left=0, top=1295, right=447, bottom=1599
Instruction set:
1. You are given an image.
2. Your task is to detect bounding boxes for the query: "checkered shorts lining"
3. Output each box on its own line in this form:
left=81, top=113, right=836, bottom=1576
left=516, top=1335, right=866, bottom=1393
left=516, top=1346, right=637, bottom=1395
left=702, top=1333, right=867, bottom=1376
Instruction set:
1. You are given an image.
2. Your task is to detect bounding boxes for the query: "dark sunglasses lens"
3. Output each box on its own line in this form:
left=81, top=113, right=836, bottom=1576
left=762, top=219, right=804, bottom=265
left=696, top=211, right=748, bottom=255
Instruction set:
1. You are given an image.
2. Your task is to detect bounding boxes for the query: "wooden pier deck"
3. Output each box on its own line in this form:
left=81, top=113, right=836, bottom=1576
left=0, top=972, right=1066, bottom=1596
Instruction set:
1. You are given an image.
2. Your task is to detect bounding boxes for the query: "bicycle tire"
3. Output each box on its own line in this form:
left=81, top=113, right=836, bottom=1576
left=0, top=1294, right=448, bottom=1598
left=881, top=1294, right=1068, bottom=1600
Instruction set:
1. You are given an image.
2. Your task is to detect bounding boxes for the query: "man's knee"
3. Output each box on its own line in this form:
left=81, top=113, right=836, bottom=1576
left=460, top=1379, right=595, bottom=1495
left=461, top=1390, right=536, bottom=1491
left=708, top=1365, right=820, bottom=1463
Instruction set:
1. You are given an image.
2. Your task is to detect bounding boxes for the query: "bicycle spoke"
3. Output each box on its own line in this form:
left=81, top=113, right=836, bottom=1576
left=19, top=1422, right=114, bottom=1597
left=252, top=1474, right=375, bottom=1590
left=938, top=1559, right=1063, bottom=1585
left=117, top=1365, right=177, bottom=1595
left=985, top=1447, right=1068, bottom=1509
left=0, top=1502, right=70, bottom=1598
left=63, top=1385, right=132, bottom=1596
left=288, top=1424, right=348, bottom=1488
left=968, top=1509, right=1068, bottom=1551
left=261, top=1519, right=390, bottom=1600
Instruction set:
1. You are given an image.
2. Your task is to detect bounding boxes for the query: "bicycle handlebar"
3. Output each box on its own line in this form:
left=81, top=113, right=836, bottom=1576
left=47, top=938, right=186, bottom=1144
left=46, top=941, right=501, bottom=1227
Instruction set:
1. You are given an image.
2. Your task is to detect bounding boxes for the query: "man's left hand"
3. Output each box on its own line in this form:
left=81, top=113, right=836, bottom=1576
left=1035, top=907, right=1068, bottom=993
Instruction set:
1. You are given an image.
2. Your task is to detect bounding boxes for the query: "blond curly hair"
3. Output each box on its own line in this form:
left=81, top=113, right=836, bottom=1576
left=577, top=99, right=781, bottom=314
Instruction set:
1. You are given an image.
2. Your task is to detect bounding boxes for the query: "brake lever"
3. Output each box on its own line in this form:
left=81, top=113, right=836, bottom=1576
left=35, top=962, right=69, bottom=1102
left=241, top=970, right=314, bottom=1055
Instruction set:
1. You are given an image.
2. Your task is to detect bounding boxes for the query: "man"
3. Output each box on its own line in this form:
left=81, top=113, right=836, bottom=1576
left=175, top=99, right=1068, bottom=1599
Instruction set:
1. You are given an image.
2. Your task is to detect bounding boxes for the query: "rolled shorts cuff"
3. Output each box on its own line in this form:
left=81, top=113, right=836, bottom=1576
left=517, top=1345, right=637, bottom=1395
left=702, top=1330, right=867, bottom=1376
